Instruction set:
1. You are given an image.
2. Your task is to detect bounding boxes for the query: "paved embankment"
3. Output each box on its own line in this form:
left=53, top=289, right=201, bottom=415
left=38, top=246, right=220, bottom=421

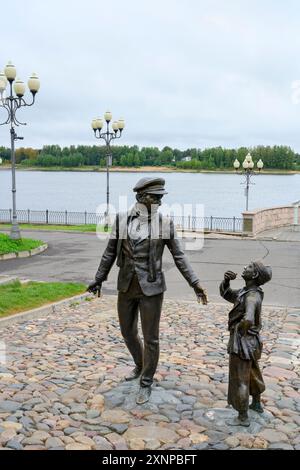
left=0, top=297, right=299, bottom=450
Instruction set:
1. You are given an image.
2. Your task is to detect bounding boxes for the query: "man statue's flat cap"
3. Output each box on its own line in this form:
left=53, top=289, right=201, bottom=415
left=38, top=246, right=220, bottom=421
left=133, top=177, right=168, bottom=195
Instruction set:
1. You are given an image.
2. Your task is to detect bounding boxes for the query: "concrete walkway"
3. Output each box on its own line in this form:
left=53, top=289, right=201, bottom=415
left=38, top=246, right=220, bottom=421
left=257, top=226, right=300, bottom=242
left=0, top=297, right=299, bottom=450
left=0, top=230, right=299, bottom=308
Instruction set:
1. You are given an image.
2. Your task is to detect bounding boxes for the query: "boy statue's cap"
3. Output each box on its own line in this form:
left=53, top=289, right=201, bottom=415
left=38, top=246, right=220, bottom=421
left=253, top=260, right=272, bottom=285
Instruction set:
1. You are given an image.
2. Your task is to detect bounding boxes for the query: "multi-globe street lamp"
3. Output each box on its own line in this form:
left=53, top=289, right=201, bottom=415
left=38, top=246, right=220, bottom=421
left=0, top=61, right=40, bottom=240
left=91, top=112, right=125, bottom=231
left=233, top=152, right=264, bottom=211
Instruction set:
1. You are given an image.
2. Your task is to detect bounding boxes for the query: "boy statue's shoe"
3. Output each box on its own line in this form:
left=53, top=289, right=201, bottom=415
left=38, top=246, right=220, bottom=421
left=125, top=366, right=142, bottom=381
left=136, top=386, right=151, bottom=405
left=249, top=401, right=264, bottom=413
left=226, top=417, right=250, bottom=427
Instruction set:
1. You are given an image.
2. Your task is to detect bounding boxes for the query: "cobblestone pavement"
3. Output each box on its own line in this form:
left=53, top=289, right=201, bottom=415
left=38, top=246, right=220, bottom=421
left=0, top=297, right=299, bottom=451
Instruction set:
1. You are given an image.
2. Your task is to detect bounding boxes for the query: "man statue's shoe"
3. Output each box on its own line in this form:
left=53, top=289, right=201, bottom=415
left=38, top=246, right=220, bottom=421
left=125, top=366, right=142, bottom=381
left=136, top=386, right=151, bottom=405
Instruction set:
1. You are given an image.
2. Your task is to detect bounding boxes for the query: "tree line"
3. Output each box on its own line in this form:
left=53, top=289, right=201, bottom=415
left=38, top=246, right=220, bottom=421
left=0, top=144, right=299, bottom=170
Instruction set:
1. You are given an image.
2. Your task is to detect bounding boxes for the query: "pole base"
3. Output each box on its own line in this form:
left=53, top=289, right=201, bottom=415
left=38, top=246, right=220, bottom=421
left=10, top=222, right=21, bottom=240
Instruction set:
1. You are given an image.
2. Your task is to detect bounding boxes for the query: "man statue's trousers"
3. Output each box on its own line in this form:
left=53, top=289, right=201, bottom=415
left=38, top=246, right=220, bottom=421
left=117, top=273, right=163, bottom=387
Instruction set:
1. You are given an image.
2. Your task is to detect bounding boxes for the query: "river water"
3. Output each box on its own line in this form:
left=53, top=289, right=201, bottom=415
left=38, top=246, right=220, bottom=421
left=0, top=170, right=299, bottom=218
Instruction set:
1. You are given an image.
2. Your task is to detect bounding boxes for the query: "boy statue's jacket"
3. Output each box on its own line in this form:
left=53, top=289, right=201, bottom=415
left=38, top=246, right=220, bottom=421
left=220, top=281, right=264, bottom=361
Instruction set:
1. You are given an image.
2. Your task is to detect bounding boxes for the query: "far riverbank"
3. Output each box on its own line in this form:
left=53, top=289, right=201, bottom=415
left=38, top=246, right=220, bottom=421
left=0, top=165, right=299, bottom=175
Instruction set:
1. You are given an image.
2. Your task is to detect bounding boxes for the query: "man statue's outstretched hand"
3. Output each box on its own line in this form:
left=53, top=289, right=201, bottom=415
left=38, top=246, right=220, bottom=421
left=193, top=282, right=208, bottom=305
left=87, top=281, right=102, bottom=298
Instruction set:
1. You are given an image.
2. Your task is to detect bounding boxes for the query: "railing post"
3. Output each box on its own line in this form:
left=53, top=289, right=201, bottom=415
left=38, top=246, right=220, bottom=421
left=46, top=209, right=49, bottom=224
left=170, top=214, right=174, bottom=227
left=182, top=215, right=185, bottom=233
left=210, top=216, right=213, bottom=231
left=27, top=209, right=30, bottom=224
left=233, top=216, right=236, bottom=232
left=65, top=210, right=68, bottom=225
left=84, top=211, right=87, bottom=225
left=188, top=215, right=191, bottom=230
left=9, top=208, right=12, bottom=223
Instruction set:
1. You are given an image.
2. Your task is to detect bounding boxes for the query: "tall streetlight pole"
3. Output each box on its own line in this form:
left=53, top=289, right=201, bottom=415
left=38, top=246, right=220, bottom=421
left=0, top=61, right=40, bottom=240
left=91, top=112, right=125, bottom=231
left=234, top=153, right=264, bottom=211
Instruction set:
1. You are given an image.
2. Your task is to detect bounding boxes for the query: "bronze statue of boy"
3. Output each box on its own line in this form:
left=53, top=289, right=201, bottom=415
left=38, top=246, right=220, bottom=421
left=220, top=261, right=272, bottom=426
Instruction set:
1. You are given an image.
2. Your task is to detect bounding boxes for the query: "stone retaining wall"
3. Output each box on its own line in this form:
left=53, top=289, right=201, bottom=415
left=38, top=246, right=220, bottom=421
left=243, top=204, right=299, bottom=236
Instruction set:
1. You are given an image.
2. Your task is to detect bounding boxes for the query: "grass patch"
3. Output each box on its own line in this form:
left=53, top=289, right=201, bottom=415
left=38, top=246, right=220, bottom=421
left=0, top=280, right=87, bottom=317
left=0, top=233, right=43, bottom=255
left=0, top=224, right=110, bottom=233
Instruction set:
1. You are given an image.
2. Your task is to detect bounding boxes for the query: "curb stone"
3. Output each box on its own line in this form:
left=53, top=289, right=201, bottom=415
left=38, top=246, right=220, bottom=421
left=0, top=243, right=48, bottom=261
left=1, top=227, right=253, bottom=240
left=0, top=292, right=93, bottom=328
left=0, top=275, right=19, bottom=285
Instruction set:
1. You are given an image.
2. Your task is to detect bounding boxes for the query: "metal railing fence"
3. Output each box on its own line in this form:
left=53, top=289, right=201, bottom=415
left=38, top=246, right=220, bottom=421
left=0, top=209, right=243, bottom=233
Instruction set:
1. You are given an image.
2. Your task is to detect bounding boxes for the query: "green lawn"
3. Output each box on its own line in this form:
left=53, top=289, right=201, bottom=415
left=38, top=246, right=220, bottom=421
left=0, top=280, right=87, bottom=317
left=0, top=233, right=43, bottom=255
left=0, top=224, right=110, bottom=233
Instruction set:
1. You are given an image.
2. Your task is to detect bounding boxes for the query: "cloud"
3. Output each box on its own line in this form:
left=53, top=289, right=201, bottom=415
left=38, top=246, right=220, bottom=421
left=1, top=0, right=300, bottom=150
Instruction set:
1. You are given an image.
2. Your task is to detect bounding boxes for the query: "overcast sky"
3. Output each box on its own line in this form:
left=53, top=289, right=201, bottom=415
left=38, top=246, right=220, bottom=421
left=1, top=0, right=300, bottom=151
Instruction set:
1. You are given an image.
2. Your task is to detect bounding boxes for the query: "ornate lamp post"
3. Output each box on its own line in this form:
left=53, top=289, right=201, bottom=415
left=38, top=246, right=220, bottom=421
left=0, top=61, right=40, bottom=240
left=91, top=112, right=125, bottom=231
left=234, top=153, right=264, bottom=211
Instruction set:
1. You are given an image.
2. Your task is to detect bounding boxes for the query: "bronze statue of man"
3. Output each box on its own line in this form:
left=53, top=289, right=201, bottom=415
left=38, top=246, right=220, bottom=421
left=88, top=177, right=207, bottom=404
left=220, top=260, right=272, bottom=426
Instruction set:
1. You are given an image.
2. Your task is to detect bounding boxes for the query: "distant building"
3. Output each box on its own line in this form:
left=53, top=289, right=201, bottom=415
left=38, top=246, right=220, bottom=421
left=182, top=156, right=192, bottom=162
